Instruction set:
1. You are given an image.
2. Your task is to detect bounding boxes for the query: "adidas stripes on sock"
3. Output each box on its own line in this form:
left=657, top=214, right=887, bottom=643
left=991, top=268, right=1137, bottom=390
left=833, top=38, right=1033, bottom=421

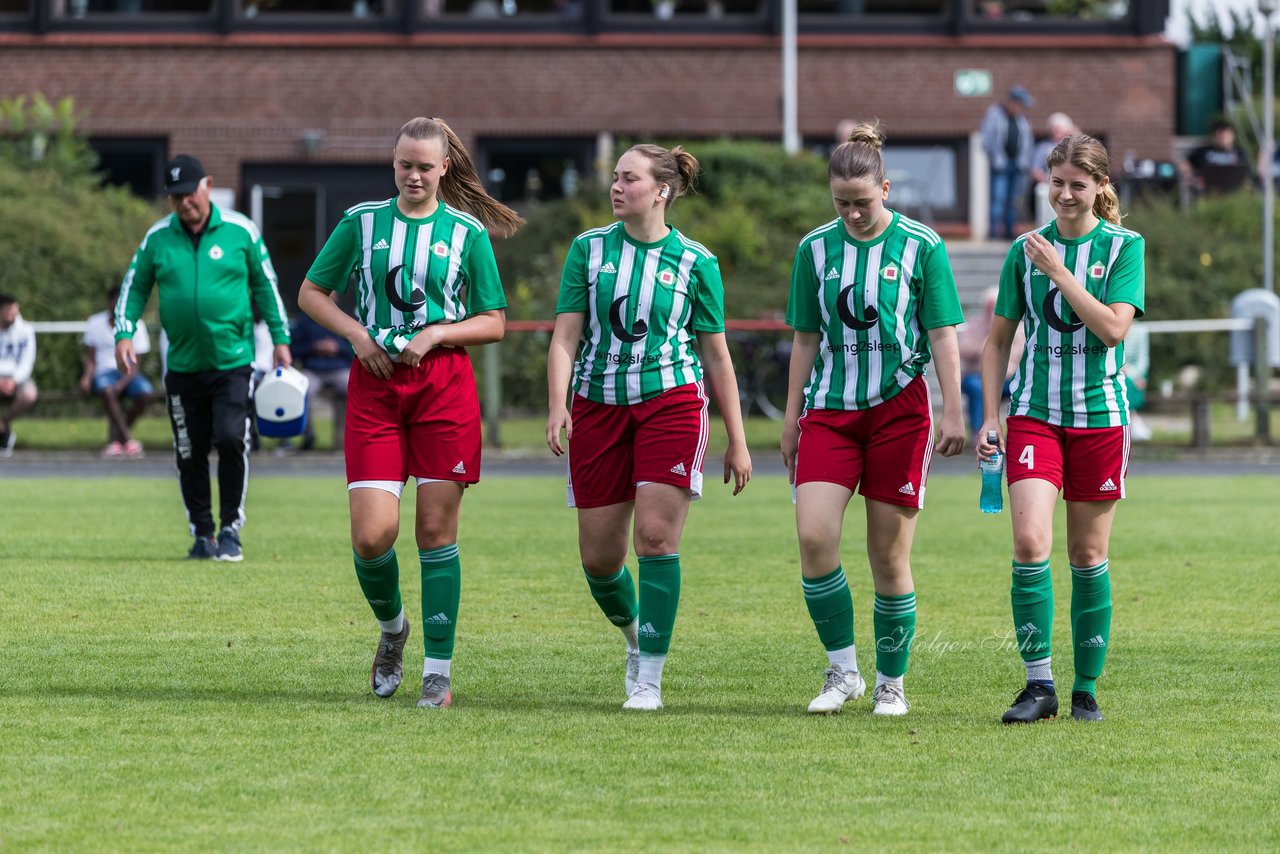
left=584, top=565, right=639, bottom=636
left=1012, top=560, right=1053, bottom=666
left=803, top=566, right=856, bottom=669
left=1070, top=560, right=1112, bottom=696
left=420, top=544, right=461, bottom=661
left=354, top=547, right=402, bottom=624
left=873, top=591, right=916, bottom=679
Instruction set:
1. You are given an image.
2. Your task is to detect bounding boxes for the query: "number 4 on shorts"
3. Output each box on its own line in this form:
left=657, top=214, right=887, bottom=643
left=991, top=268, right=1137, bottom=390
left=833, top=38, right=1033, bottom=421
left=1018, top=445, right=1035, bottom=469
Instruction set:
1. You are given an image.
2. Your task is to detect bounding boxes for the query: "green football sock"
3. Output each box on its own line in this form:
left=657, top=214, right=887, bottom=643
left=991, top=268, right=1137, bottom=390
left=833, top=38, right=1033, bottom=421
left=1071, top=560, right=1112, bottom=696
left=353, top=547, right=402, bottom=623
left=1012, top=560, right=1054, bottom=665
left=803, top=566, right=854, bottom=652
left=420, top=544, right=461, bottom=660
left=637, top=554, right=680, bottom=656
left=872, top=591, right=916, bottom=679
left=583, top=565, right=638, bottom=628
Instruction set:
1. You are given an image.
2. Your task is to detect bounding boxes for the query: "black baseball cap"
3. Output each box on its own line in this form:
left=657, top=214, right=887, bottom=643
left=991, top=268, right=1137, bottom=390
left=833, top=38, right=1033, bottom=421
left=164, top=155, right=206, bottom=195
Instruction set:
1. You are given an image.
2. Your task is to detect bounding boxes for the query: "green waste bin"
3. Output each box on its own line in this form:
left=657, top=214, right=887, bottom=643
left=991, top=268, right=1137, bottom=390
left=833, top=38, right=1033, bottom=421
left=1179, top=43, right=1223, bottom=137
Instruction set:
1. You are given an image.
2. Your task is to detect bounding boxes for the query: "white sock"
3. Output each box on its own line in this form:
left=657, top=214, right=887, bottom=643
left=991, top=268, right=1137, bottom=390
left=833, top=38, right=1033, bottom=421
left=874, top=672, right=904, bottom=692
left=423, top=656, right=451, bottom=678
left=637, top=652, right=666, bottom=688
left=1024, top=656, right=1053, bottom=685
left=621, top=619, right=639, bottom=653
left=377, top=610, right=406, bottom=634
left=827, top=645, right=858, bottom=674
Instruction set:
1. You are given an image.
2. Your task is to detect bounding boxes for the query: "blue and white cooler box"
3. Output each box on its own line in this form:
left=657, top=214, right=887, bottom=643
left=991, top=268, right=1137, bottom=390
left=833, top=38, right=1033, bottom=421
left=255, top=366, right=310, bottom=438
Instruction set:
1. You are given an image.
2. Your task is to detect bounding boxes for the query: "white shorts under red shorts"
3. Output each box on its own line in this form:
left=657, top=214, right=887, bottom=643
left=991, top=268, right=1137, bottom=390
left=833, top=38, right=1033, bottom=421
left=794, top=375, right=934, bottom=509
left=344, top=347, right=481, bottom=486
left=567, top=382, right=710, bottom=509
left=1005, top=414, right=1129, bottom=502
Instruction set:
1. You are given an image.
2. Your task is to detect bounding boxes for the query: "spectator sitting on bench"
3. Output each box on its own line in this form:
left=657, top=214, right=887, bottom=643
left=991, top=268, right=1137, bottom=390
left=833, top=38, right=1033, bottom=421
left=0, top=292, right=38, bottom=458
left=290, top=311, right=352, bottom=451
left=82, top=286, right=153, bottom=458
left=1182, top=119, right=1252, bottom=194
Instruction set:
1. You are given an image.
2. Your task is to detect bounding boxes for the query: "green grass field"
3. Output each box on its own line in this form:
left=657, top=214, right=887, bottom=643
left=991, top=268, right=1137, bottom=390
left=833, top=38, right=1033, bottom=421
left=1, top=474, right=1278, bottom=850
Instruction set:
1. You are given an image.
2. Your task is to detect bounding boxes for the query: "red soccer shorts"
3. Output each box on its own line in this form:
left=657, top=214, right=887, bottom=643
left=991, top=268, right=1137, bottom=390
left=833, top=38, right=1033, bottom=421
left=344, top=347, right=481, bottom=486
left=1005, top=414, right=1129, bottom=502
left=794, top=375, right=934, bottom=509
left=567, top=382, right=710, bottom=509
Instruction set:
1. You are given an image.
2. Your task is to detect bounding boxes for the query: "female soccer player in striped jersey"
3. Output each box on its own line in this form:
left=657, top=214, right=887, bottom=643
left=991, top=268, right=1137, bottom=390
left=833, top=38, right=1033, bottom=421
left=978, top=133, right=1144, bottom=724
left=297, top=117, right=522, bottom=709
left=783, top=121, right=967, bottom=717
left=546, top=143, right=752, bottom=711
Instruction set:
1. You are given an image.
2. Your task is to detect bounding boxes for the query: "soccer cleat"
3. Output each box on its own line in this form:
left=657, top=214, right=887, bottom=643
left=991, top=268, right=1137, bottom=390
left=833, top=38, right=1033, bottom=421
left=625, top=649, right=641, bottom=697
left=871, top=682, right=911, bottom=716
left=0, top=427, right=14, bottom=458
left=124, top=439, right=145, bottom=458
left=369, top=621, right=411, bottom=698
left=1070, top=691, right=1104, bottom=722
left=622, top=682, right=663, bottom=711
left=807, top=665, right=866, bottom=715
left=214, top=527, right=243, bottom=562
left=1001, top=683, right=1059, bottom=724
left=103, top=441, right=125, bottom=458
left=187, top=535, right=218, bottom=560
left=417, top=673, right=453, bottom=708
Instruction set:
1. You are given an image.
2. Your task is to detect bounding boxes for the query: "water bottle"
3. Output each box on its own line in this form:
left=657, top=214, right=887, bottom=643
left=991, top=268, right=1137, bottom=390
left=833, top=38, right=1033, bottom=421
left=979, top=430, right=1004, bottom=515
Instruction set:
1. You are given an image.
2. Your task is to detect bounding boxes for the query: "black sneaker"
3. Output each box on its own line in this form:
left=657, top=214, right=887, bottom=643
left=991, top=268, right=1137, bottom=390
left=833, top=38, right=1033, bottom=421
left=1001, top=682, right=1059, bottom=724
left=187, top=535, right=218, bottom=560
left=1071, top=691, right=1104, bottom=722
left=214, top=527, right=243, bottom=562
left=370, top=621, right=411, bottom=698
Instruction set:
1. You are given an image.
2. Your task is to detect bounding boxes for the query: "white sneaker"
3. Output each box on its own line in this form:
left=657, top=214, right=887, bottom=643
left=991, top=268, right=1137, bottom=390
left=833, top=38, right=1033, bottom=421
left=871, top=682, right=910, bottom=716
left=623, top=681, right=662, bottom=711
left=625, top=649, right=640, bottom=697
left=807, top=664, right=866, bottom=714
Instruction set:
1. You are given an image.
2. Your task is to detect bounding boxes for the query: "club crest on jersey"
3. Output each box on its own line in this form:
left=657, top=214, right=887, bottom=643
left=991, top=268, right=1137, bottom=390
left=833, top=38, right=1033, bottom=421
left=208, top=245, right=223, bottom=261
left=658, top=268, right=677, bottom=287
left=432, top=241, right=450, bottom=259
left=1088, top=262, right=1106, bottom=279
left=881, top=263, right=899, bottom=282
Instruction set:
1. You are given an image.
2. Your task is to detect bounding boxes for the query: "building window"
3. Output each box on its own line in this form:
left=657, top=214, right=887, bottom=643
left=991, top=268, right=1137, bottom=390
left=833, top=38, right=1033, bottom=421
left=240, top=0, right=395, bottom=17
left=970, top=0, right=1130, bottom=22
left=53, top=0, right=212, bottom=16
left=476, top=137, right=596, bottom=205
left=427, top=0, right=580, bottom=17
left=0, top=0, right=31, bottom=14
left=608, top=0, right=763, bottom=19
left=798, top=0, right=946, bottom=15
left=88, top=136, right=168, bottom=198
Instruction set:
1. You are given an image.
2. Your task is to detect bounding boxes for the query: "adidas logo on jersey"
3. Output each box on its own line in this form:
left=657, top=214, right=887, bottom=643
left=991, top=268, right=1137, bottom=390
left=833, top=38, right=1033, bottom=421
left=1080, top=634, right=1106, bottom=648
left=426, top=612, right=452, bottom=625
left=638, top=622, right=659, bottom=638
left=897, top=482, right=916, bottom=496
left=1031, top=267, right=1046, bottom=276
left=1017, top=622, right=1040, bottom=635
left=372, top=238, right=390, bottom=250
left=599, top=261, right=618, bottom=275
left=825, top=267, right=840, bottom=281
left=1099, top=478, right=1117, bottom=492
left=452, top=460, right=467, bottom=475
left=670, top=462, right=687, bottom=476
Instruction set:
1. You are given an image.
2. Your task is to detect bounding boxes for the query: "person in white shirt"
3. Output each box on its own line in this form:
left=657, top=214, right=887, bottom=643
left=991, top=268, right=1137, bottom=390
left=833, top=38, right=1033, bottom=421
left=0, top=293, right=38, bottom=458
left=80, top=286, right=154, bottom=458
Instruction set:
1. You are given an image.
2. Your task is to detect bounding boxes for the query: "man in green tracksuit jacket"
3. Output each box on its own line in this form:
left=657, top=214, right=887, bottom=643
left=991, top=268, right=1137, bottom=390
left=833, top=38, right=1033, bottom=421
left=114, top=155, right=292, bottom=562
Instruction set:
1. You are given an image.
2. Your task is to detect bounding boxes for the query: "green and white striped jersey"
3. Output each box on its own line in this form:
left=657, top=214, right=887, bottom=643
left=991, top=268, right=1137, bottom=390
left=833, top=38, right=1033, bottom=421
left=306, top=197, right=506, bottom=357
left=787, top=211, right=964, bottom=411
left=556, top=222, right=725, bottom=405
left=996, top=219, right=1145, bottom=427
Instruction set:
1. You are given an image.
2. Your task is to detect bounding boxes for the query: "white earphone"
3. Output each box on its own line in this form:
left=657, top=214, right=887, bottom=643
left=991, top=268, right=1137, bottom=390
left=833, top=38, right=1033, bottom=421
left=660, top=186, right=670, bottom=199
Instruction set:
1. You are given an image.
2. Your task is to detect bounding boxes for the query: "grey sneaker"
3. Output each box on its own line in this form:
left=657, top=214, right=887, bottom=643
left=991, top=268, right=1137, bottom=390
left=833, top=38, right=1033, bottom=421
left=214, top=527, right=243, bottom=562
left=370, top=621, right=411, bottom=698
left=418, top=673, right=452, bottom=708
left=625, top=649, right=641, bottom=697
left=187, top=535, right=218, bottom=560
left=871, top=682, right=910, bottom=716
left=807, top=665, right=866, bottom=714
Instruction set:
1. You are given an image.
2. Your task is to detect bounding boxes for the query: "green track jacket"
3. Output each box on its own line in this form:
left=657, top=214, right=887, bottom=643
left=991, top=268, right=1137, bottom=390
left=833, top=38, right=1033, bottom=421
left=115, top=204, right=290, bottom=373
